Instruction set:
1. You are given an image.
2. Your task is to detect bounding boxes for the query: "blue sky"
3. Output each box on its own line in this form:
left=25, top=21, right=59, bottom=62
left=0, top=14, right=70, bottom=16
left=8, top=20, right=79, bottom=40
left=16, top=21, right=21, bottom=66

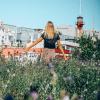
left=0, top=0, right=100, bottom=30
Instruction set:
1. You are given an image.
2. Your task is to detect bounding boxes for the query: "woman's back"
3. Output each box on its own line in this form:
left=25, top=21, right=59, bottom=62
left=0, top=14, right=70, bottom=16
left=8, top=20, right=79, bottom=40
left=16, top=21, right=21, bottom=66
left=41, top=31, right=60, bottom=49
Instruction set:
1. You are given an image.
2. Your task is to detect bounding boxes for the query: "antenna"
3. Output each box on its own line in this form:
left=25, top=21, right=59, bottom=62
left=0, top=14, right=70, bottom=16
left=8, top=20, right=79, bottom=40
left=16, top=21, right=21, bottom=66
left=92, top=16, right=95, bottom=32
left=80, top=0, right=82, bottom=15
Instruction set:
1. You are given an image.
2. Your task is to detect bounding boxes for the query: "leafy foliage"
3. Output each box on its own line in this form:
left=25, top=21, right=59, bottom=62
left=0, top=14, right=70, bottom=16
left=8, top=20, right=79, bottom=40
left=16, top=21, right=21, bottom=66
left=0, top=58, right=100, bottom=100
left=74, top=34, right=100, bottom=62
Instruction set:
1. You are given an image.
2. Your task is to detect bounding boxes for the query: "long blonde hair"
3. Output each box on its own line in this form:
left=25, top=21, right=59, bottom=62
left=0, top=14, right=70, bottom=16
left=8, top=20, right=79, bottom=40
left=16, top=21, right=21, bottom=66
left=45, top=21, right=56, bottom=38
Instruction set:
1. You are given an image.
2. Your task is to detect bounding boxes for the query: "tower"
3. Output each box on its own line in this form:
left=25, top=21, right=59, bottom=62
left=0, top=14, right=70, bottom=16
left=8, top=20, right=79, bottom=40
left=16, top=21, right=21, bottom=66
left=76, top=0, right=84, bottom=38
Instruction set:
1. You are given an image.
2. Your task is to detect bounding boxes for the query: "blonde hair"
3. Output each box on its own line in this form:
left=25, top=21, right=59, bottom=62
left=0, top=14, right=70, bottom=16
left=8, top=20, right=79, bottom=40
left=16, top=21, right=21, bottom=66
left=45, top=21, right=56, bottom=38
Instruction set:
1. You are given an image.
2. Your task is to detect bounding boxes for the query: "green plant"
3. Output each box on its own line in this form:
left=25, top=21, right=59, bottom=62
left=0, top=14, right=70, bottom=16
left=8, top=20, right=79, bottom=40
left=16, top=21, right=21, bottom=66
left=0, top=58, right=100, bottom=100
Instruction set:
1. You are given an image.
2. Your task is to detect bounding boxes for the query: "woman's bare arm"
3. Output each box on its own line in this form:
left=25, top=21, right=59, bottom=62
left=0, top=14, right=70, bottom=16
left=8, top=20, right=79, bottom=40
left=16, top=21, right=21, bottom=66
left=25, top=37, right=43, bottom=52
left=57, top=40, right=67, bottom=60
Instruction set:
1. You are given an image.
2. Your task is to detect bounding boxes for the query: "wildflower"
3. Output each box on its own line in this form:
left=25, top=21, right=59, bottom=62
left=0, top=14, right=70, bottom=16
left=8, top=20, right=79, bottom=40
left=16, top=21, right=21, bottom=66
left=7, top=69, right=10, bottom=73
left=12, top=73, right=15, bottom=77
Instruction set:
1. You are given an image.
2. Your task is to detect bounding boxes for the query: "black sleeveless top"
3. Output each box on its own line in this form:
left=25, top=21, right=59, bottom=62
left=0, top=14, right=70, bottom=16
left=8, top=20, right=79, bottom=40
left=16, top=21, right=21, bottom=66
left=41, top=32, right=60, bottom=49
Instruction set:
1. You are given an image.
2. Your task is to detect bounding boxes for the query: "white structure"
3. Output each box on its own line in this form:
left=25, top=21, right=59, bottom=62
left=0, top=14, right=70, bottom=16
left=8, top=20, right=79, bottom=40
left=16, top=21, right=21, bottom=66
left=30, top=29, right=44, bottom=48
left=0, top=21, right=16, bottom=47
left=57, top=25, right=76, bottom=39
left=0, top=21, right=100, bottom=48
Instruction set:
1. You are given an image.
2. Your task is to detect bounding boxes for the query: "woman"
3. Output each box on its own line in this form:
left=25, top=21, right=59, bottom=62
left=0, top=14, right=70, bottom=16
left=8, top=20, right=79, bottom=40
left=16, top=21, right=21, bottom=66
left=25, top=21, right=67, bottom=69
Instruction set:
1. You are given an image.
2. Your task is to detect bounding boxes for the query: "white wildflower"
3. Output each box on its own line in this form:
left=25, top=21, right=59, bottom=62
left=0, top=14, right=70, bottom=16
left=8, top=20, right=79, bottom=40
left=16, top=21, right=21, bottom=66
left=7, top=69, right=10, bottom=73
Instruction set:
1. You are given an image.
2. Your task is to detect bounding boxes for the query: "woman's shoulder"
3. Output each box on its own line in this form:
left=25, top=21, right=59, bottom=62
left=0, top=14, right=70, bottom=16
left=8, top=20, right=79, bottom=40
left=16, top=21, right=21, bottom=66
left=41, top=30, right=46, bottom=34
left=55, top=30, right=61, bottom=35
left=54, top=31, right=61, bottom=40
left=54, top=30, right=61, bottom=37
left=41, top=30, right=47, bottom=39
